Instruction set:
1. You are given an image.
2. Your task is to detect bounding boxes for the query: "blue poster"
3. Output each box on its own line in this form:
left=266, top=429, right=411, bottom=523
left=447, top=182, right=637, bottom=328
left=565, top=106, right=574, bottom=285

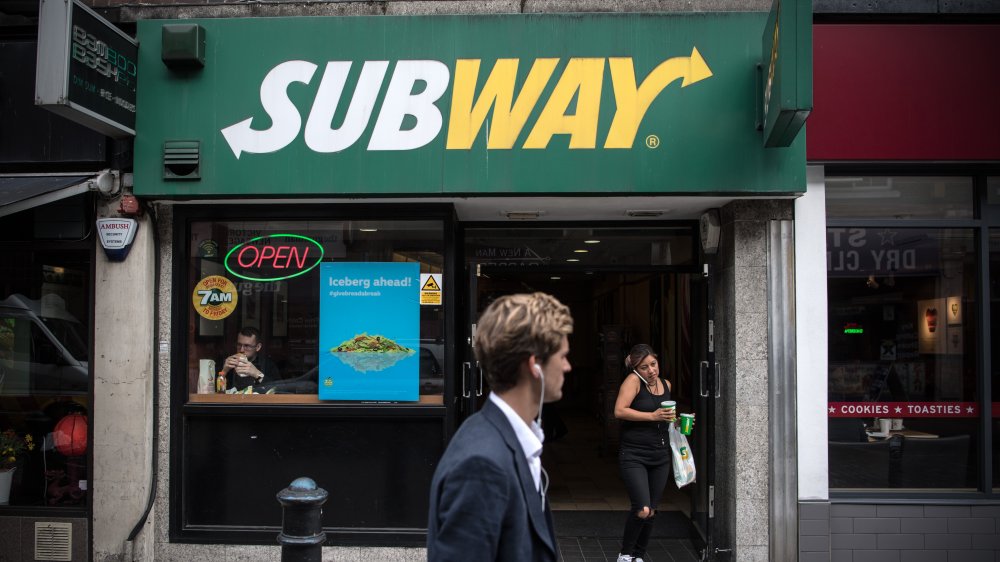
left=318, top=262, right=420, bottom=401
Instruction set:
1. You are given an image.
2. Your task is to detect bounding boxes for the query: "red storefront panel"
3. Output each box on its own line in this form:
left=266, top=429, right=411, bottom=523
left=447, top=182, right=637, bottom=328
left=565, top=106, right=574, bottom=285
left=809, top=24, right=1000, bottom=161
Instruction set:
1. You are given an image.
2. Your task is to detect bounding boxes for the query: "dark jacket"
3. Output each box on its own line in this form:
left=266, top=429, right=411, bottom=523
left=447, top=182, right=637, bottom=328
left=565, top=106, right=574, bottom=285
left=226, top=354, right=279, bottom=391
left=427, top=399, right=558, bottom=562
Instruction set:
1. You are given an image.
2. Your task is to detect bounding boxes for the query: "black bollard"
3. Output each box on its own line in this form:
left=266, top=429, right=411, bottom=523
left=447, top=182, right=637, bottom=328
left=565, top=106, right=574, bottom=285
left=276, top=477, right=328, bottom=562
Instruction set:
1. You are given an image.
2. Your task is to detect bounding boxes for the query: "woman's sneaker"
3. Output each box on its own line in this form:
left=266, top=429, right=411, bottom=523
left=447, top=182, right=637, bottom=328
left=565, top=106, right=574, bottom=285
left=616, top=554, right=632, bottom=562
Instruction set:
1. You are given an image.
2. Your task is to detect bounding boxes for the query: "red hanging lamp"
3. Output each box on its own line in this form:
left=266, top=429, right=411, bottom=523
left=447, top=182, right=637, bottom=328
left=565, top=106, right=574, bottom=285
left=54, top=413, right=88, bottom=457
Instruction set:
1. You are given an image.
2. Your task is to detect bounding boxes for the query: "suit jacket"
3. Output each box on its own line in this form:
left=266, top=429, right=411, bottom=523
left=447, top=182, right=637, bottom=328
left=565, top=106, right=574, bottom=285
left=427, top=399, right=558, bottom=562
left=225, top=354, right=280, bottom=391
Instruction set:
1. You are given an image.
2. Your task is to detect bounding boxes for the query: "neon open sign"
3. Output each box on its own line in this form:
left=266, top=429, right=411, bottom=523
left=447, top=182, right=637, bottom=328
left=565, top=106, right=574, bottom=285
left=224, top=234, right=324, bottom=282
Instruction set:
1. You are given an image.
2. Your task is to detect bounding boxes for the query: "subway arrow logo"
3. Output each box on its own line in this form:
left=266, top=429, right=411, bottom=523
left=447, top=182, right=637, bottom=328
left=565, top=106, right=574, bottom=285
left=220, top=48, right=712, bottom=159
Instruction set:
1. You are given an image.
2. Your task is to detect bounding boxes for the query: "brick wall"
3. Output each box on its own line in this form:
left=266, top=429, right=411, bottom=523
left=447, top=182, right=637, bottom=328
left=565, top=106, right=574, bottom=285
left=799, top=501, right=1000, bottom=562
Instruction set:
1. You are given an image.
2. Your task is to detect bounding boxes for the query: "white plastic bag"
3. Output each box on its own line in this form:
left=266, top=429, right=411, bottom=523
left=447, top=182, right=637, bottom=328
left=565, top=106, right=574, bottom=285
left=669, top=422, right=696, bottom=488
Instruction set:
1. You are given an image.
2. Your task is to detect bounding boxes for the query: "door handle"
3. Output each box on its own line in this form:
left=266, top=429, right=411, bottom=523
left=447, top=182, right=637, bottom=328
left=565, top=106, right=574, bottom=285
left=699, top=361, right=709, bottom=398
left=714, top=362, right=722, bottom=399
left=475, top=361, right=484, bottom=397
left=461, top=362, right=471, bottom=398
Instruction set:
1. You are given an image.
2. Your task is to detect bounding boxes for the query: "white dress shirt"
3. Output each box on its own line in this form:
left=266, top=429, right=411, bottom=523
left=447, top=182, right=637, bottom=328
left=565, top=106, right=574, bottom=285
left=489, top=392, right=545, bottom=492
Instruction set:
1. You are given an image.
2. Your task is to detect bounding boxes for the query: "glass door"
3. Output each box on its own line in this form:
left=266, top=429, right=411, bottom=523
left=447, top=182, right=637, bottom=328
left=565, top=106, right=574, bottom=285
left=457, top=262, right=488, bottom=426
left=687, top=264, right=719, bottom=559
left=456, top=223, right=709, bottom=548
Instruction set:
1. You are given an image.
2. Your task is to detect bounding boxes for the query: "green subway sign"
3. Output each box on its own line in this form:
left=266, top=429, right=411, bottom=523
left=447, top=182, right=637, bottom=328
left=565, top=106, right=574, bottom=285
left=134, top=14, right=806, bottom=197
left=761, top=0, right=812, bottom=147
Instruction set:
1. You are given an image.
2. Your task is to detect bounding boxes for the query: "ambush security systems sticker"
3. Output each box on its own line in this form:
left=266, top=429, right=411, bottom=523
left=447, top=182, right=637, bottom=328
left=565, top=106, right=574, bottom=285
left=192, top=275, right=239, bottom=320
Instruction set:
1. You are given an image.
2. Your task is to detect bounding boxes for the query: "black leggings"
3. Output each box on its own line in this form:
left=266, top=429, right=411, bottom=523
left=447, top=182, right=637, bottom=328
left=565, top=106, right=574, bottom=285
left=619, top=452, right=671, bottom=557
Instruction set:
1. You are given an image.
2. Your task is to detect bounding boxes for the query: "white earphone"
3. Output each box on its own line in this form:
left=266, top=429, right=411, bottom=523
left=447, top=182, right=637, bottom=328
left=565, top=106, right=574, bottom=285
left=533, top=363, right=545, bottom=427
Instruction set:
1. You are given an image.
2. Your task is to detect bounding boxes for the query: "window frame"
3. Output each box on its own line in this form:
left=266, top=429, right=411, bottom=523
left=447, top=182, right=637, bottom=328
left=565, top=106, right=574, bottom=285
left=168, top=202, right=457, bottom=543
left=824, top=165, right=1000, bottom=501
left=0, top=236, right=93, bottom=517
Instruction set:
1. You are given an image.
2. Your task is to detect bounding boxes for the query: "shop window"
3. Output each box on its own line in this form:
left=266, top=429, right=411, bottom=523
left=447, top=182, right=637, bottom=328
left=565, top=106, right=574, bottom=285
left=827, top=222, right=979, bottom=490
left=0, top=252, right=90, bottom=508
left=826, top=176, right=973, bottom=219
left=185, top=219, right=445, bottom=405
left=986, top=176, right=1000, bottom=205
left=990, top=223, right=1000, bottom=490
left=0, top=194, right=92, bottom=242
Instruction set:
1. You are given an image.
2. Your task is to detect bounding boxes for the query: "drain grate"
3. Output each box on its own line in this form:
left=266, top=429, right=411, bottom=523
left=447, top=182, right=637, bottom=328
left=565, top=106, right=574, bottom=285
left=34, top=522, right=72, bottom=561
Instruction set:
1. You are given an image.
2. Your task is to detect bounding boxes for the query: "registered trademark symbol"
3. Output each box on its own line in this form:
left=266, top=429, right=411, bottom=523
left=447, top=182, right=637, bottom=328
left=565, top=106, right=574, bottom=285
left=645, top=135, right=660, bottom=149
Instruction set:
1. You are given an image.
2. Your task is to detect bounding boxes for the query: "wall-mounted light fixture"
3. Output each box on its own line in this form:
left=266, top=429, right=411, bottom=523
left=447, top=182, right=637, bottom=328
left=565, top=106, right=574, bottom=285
left=625, top=209, right=667, bottom=217
left=503, top=210, right=546, bottom=220
left=162, top=23, right=206, bottom=69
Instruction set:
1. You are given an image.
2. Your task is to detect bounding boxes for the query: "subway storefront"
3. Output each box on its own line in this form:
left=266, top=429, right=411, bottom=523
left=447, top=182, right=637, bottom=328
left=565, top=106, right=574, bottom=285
left=112, top=11, right=807, bottom=558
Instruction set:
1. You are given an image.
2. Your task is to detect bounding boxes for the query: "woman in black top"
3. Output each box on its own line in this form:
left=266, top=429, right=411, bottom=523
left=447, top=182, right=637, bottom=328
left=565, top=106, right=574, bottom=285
left=612, top=344, right=675, bottom=562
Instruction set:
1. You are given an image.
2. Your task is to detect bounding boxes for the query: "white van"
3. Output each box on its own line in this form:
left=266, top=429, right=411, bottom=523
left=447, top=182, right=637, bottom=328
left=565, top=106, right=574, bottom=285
left=0, top=294, right=88, bottom=395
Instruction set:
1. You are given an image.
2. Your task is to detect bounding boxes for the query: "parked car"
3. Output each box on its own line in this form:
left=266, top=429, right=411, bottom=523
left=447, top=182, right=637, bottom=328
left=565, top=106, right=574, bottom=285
left=419, top=345, right=443, bottom=395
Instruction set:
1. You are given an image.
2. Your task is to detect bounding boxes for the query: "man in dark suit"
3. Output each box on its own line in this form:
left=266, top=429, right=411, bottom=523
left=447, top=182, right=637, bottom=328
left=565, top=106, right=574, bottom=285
left=428, top=293, right=573, bottom=562
left=220, top=326, right=280, bottom=391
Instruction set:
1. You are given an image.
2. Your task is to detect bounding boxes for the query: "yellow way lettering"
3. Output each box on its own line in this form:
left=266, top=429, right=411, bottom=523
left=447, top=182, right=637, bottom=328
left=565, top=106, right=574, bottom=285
left=443, top=49, right=712, bottom=151
left=446, top=58, right=557, bottom=149
left=604, top=47, right=713, bottom=149
left=523, top=58, right=605, bottom=149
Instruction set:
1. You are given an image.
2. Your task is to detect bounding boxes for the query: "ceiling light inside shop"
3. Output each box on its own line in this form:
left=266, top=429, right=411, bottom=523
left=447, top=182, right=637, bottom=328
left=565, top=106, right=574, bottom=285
left=359, top=228, right=378, bottom=232
left=550, top=276, right=561, bottom=280
left=502, top=210, right=546, bottom=220
left=584, top=239, right=601, bottom=244
left=566, top=258, right=580, bottom=262
left=574, top=249, right=589, bottom=253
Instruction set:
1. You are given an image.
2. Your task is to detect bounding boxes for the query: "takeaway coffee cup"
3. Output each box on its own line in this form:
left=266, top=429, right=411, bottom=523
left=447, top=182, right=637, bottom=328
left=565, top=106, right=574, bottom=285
left=878, top=418, right=892, bottom=435
left=660, top=400, right=676, bottom=419
left=679, top=413, right=695, bottom=435
left=197, top=359, right=216, bottom=394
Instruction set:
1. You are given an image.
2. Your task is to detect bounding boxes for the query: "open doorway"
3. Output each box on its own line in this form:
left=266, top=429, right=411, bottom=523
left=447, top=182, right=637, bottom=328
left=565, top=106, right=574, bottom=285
left=460, top=224, right=707, bottom=550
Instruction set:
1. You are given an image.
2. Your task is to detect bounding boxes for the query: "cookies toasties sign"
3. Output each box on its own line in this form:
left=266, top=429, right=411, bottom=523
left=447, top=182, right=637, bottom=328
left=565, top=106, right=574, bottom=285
left=134, top=14, right=807, bottom=196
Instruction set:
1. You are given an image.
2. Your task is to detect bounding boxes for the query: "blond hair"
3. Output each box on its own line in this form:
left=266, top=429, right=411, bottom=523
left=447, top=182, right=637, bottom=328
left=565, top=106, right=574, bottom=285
left=475, top=292, right=573, bottom=393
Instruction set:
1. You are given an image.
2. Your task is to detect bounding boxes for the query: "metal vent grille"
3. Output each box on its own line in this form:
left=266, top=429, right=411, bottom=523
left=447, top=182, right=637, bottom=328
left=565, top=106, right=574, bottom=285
left=34, top=522, right=72, bottom=561
left=163, top=140, right=201, bottom=180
